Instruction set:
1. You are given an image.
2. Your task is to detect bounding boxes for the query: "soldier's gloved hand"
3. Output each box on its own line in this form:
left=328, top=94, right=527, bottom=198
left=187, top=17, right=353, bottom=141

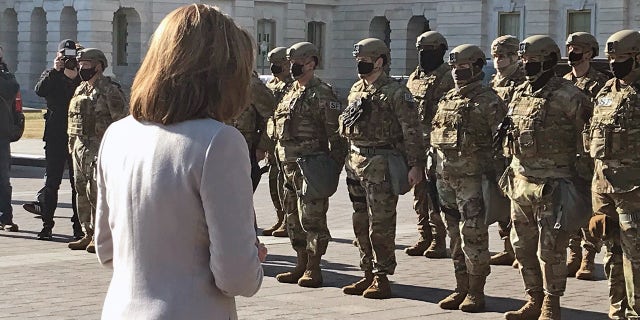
left=588, top=214, right=619, bottom=240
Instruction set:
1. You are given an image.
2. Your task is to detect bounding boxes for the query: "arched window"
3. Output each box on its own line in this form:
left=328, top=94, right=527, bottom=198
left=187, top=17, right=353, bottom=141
left=30, top=8, right=47, bottom=86
left=60, top=7, right=78, bottom=42
left=406, top=16, right=430, bottom=74
left=369, top=16, right=391, bottom=49
left=307, top=21, right=325, bottom=69
left=256, top=19, right=276, bottom=74
left=0, top=9, right=18, bottom=71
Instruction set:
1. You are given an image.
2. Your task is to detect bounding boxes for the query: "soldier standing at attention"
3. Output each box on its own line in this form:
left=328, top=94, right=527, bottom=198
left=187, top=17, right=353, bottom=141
left=263, top=46, right=294, bottom=237
left=432, top=44, right=506, bottom=312
left=340, top=38, right=424, bottom=299
left=563, top=32, right=610, bottom=281
left=502, top=36, right=591, bottom=320
left=67, top=48, right=128, bottom=253
left=405, top=31, right=453, bottom=259
left=225, top=71, right=275, bottom=191
left=488, top=35, right=525, bottom=267
left=273, top=42, right=347, bottom=288
left=587, top=29, right=640, bottom=320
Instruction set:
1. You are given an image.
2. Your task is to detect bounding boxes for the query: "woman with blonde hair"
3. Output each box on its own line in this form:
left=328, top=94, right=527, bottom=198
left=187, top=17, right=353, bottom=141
left=94, top=4, right=265, bottom=319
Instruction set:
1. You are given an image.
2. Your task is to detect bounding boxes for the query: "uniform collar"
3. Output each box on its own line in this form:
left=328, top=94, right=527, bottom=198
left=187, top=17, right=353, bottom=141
left=454, top=80, right=482, bottom=96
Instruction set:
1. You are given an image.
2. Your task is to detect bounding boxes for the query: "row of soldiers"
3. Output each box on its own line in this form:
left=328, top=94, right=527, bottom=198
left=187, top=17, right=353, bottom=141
left=230, top=29, right=640, bottom=320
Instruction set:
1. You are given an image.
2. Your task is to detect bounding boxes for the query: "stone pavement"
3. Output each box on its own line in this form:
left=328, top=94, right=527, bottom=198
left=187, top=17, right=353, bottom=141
left=1, top=139, right=610, bottom=320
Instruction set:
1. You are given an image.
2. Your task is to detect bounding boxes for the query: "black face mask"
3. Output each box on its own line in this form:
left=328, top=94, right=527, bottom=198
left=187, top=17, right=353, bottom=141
left=79, top=67, right=97, bottom=81
left=290, top=63, right=304, bottom=78
left=568, top=52, right=584, bottom=66
left=610, top=58, right=635, bottom=80
left=452, top=68, right=474, bottom=84
left=64, top=58, right=78, bottom=70
left=523, top=61, right=542, bottom=77
left=270, top=64, right=283, bottom=75
left=357, top=61, right=375, bottom=75
left=419, top=49, right=444, bottom=72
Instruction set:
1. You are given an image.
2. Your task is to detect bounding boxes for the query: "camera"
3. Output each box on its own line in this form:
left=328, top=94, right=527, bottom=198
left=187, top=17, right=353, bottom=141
left=61, top=48, right=78, bottom=70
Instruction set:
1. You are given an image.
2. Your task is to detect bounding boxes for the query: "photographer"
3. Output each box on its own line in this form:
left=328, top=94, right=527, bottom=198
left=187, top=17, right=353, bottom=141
left=0, top=45, right=20, bottom=231
left=23, top=39, right=83, bottom=240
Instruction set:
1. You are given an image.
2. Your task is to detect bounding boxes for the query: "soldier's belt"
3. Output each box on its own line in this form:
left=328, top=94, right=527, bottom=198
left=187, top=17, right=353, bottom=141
left=350, top=144, right=395, bottom=155
left=619, top=212, right=640, bottom=223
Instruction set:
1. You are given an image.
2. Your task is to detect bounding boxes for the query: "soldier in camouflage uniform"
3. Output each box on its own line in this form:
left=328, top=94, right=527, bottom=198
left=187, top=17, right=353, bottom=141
left=433, top=44, right=506, bottom=312
left=225, top=71, right=275, bottom=191
left=263, top=47, right=294, bottom=237
left=502, top=36, right=592, bottom=320
left=405, top=31, right=453, bottom=259
left=587, top=29, right=640, bottom=320
left=67, top=48, right=128, bottom=252
left=273, top=42, right=347, bottom=288
left=340, top=38, right=424, bottom=299
left=489, top=35, right=526, bottom=267
left=563, top=32, right=610, bottom=281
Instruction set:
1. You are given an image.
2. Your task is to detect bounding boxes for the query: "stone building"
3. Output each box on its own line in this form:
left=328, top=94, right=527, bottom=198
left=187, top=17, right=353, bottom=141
left=0, top=0, right=638, bottom=106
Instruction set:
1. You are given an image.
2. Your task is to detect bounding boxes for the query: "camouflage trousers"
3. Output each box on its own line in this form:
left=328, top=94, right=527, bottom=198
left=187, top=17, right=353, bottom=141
left=437, top=174, right=490, bottom=277
left=268, top=155, right=285, bottom=219
left=71, top=138, right=98, bottom=236
left=594, top=189, right=640, bottom=319
left=509, top=177, right=570, bottom=296
left=569, top=178, right=602, bottom=254
left=345, top=152, right=398, bottom=275
left=281, top=162, right=330, bottom=256
left=412, top=178, right=446, bottom=240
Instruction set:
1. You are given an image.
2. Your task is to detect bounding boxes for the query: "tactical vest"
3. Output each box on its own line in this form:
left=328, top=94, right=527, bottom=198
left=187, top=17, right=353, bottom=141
left=229, top=106, right=256, bottom=148
left=587, top=81, right=640, bottom=160
left=67, top=84, right=97, bottom=139
left=266, top=78, right=293, bottom=140
left=407, top=65, right=451, bottom=123
left=505, top=79, right=577, bottom=166
left=274, top=83, right=327, bottom=149
left=431, top=84, right=491, bottom=158
left=340, top=78, right=403, bottom=144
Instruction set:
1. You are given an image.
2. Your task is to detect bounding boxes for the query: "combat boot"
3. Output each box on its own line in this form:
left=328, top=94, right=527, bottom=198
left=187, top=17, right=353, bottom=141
left=425, top=228, right=447, bottom=258
left=504, top=291, right=543, bottom=320
left=439, top=272, right=469, bottom=310
left=37, top=227, right=53, bottom=241
left=86, top=238, right=96, bottom=254
left=271, top=223, right=288, bottom=237
left=405, top=238, right=429, bottom=256
left=539, top=294, right=561, bottom=320
left=459, top=274, right=486, bottom=312
left=298, top=253, right=323, bottom=288
left=342, top=270, right=374, bottom=295
left=72, top=222, right=85, bottom=240
left=575, top=247, right=596, bottom=280
left=491, top=238, right=516, bottom=265
left=262, top=210, right=284, bottom=236
left=276, top=251, right=307, bottom=284
left=566, top=245, right=582, bottom=277
left=362, top=274, right=391, bottom=299
left=68, top=235, right=92, bottom=250
left=3, top=223, right=19, bottom=232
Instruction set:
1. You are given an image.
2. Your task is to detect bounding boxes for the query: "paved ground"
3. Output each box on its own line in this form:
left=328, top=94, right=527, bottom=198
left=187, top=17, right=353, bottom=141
left=1, top=139, right=610, bottom=319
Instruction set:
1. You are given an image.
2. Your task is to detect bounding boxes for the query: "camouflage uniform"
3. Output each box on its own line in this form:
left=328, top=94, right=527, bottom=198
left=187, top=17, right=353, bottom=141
left=226, top=73, right=275, bottom=191
left=588, top=36, right=640, bottom=316
left=264, top=74, right=293, bottom=236
left=405, top=63, right=453, bottom=255
left=274, top=76, right=346, bottom=257
left=490, top=65, right=525, bottom=105
left=68, top=74, right=128, bottom=239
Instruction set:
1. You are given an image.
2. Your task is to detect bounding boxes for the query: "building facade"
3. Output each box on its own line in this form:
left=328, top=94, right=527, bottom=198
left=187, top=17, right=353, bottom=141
left=1, top=0, right=638, bottom=106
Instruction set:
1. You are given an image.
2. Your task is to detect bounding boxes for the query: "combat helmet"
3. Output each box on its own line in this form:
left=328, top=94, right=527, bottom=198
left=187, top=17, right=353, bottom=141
left=77, top=48, right=108, bottom=69
left=449, top=44, right=486, bottom=68
left=287, top=42, right=319, bottom=61
left=353, top=38, right=390, bottom=66
left=518, top=35, right=561, bottom=63
left=491, top=35, right=520, bottom=56
left=416, top=31, right=448, bottom=51
left=268, top=47, right=288, bottom=64
left=566, top=32, right=599, bottom=57
left=605, top=30, right=640, bottom=57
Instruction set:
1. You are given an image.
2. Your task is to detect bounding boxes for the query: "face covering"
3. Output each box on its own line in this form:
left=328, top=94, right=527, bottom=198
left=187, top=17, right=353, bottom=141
left=419, top=49, right=443, bottom=72
left=290, top=63, right=304, bottom=78
left=79, top=67, right=97, bottom=81
left=64, top=58, right=78, bottom=70
left=610, top=57, right=635, bottom=80
left=523, top=61, right=543, bottom=82
left=270, top=64, right=283, bottom=75
left=357, top=61, right=375, bottom=75
left=568, top=52, right=584, bottom=66
left=452, top=68, right=474, bottom=84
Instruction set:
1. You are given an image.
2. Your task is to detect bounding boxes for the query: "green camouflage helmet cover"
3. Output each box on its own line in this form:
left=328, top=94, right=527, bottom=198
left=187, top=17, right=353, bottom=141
left=449, top=44, right=486, bottom=67
left=518, top=35, right=561, bottom=63
left=566, top=32, right=599, bottom=57
left=77, top=48, right=108, bottom=69
left=268, top=47, right=288, bottom=64
left=605, top=30, right=640, bottom=57
left=491, top=35, right=520, bottom=55
left=287, top=42, right=319, bottom=61
left=353, top=38, right=390, bottom=66
left=416, top=31, right=448, bottom=51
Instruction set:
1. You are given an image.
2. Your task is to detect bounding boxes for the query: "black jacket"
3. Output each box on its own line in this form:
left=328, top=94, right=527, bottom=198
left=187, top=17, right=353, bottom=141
left=0, top=69, right=19, bottom=140
left=34, top=69, right=81, bottom=142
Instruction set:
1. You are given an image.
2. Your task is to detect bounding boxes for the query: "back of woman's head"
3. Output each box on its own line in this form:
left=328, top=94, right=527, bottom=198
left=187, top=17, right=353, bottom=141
left=130, top=4, right=254, bottom=124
